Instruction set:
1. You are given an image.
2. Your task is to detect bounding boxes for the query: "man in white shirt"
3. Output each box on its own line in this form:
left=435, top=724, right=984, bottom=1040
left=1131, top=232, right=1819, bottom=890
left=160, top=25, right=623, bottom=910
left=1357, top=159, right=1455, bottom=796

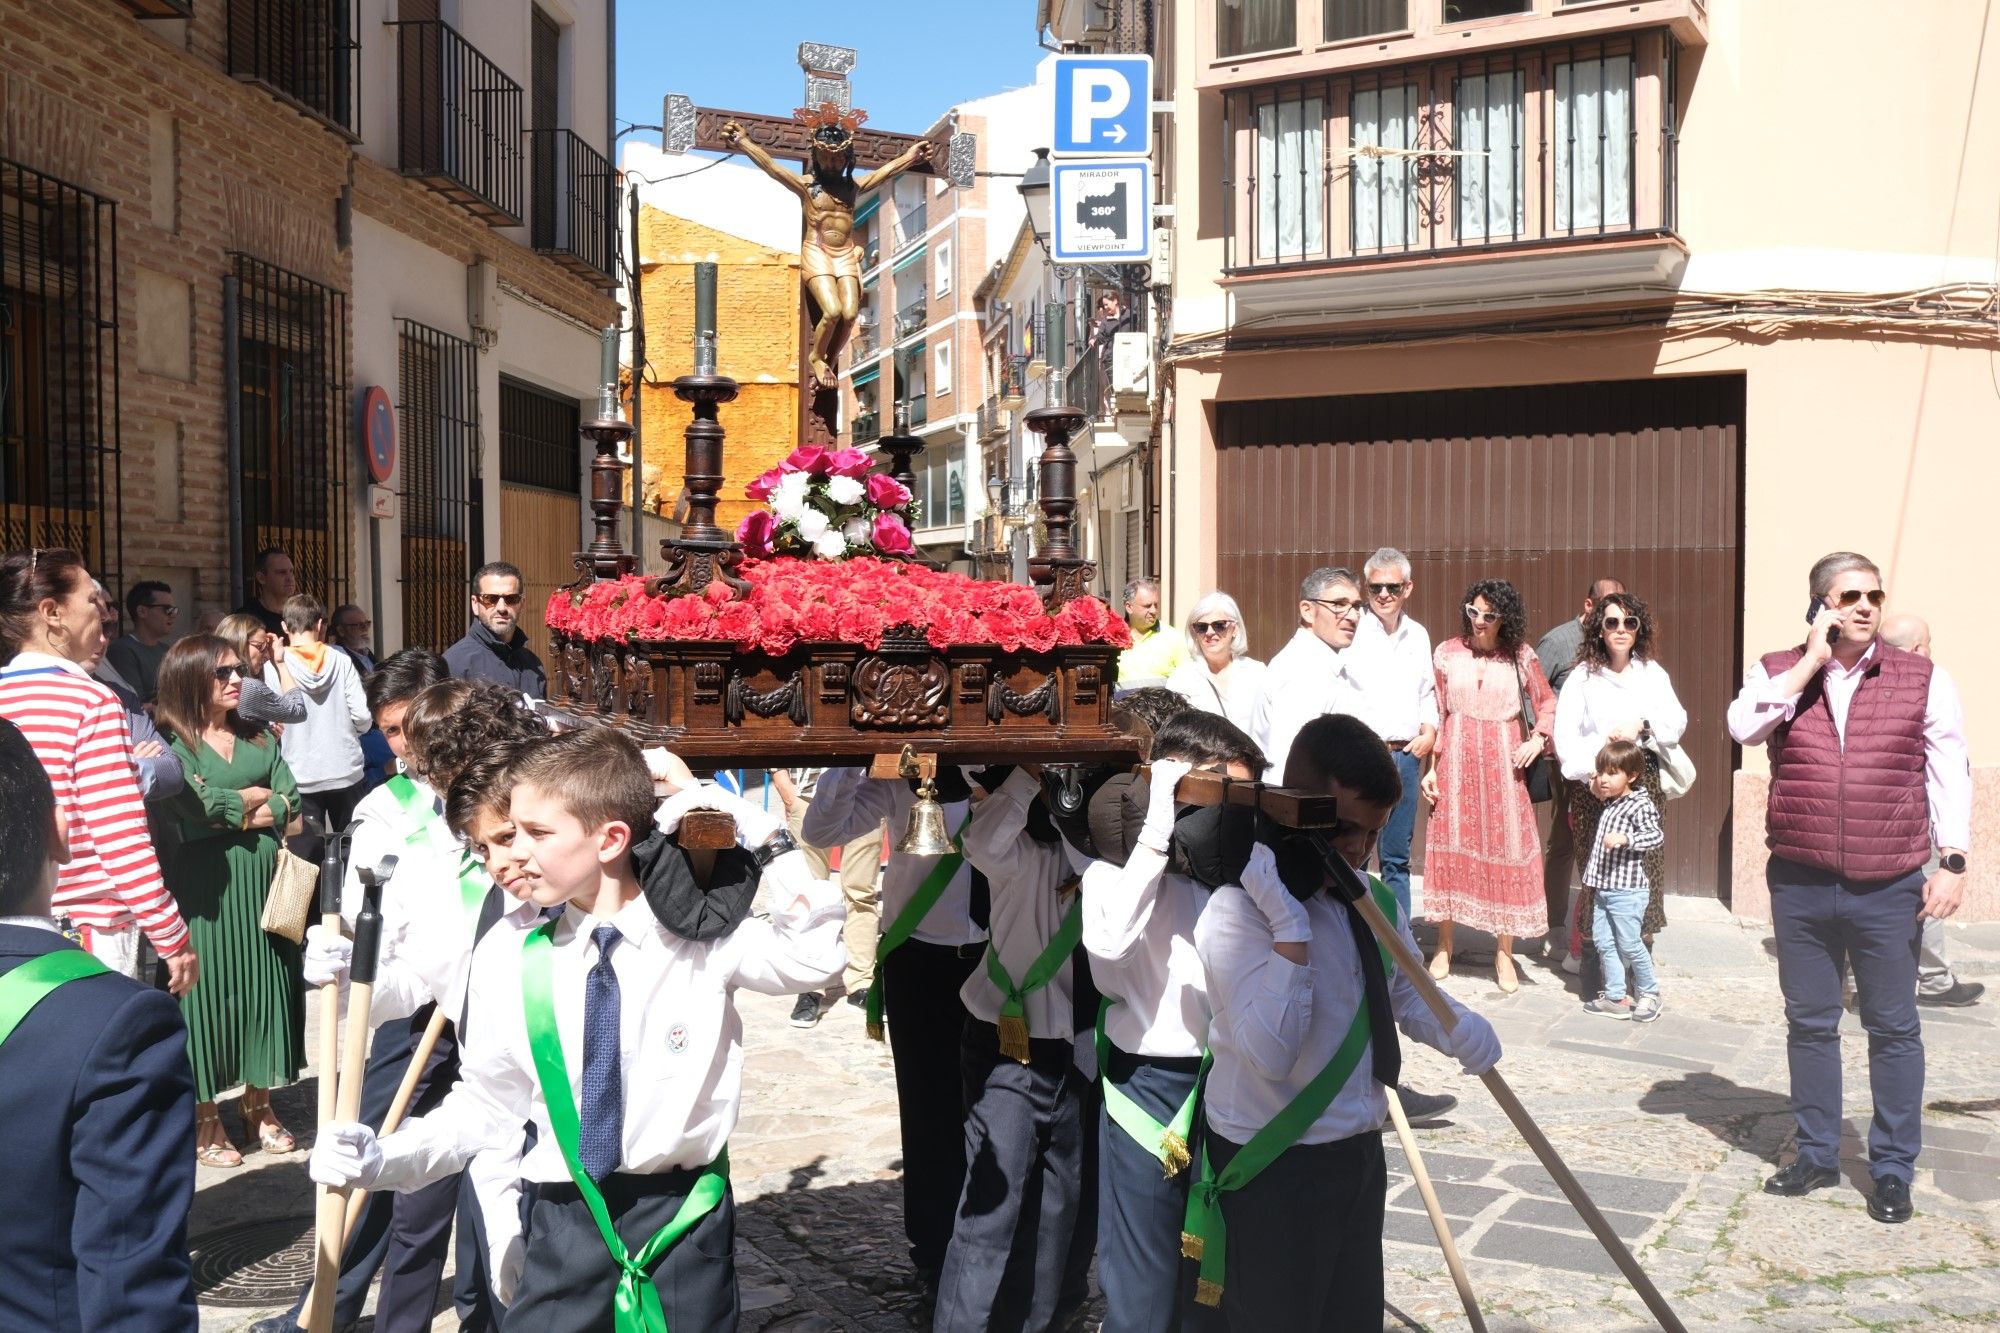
left=310, top=727, right=845, bottom=1332
left=1351, top=547, right=1438, bottom=919
left=1250, top=566, right=1371, bottom=783
left=1191, top=715, right=1500, bottom=1325
left=803, top=767, right=983, bottom=1289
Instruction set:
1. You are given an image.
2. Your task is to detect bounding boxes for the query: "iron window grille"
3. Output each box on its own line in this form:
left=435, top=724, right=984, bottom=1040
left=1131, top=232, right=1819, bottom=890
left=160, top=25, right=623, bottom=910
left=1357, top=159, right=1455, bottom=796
left=389, top=19, right=525, bottom=226
left=227, top=254, right=351, bottom=613
left=1223, top=31, right=1676, bottom=273
left=398, top=320, right=482, bottom=652
left=227, top=0, right=360, bottom=138
left=0, top=158, right=121, bottom=593
left=499, top=375, right=581, bottom=495
left=528, top=129, right=616, bottom=281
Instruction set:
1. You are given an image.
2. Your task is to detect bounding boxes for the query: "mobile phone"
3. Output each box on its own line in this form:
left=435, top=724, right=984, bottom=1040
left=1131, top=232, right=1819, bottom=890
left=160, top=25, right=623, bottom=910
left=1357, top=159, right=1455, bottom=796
left=1805, top=597, right=1839, bottom=645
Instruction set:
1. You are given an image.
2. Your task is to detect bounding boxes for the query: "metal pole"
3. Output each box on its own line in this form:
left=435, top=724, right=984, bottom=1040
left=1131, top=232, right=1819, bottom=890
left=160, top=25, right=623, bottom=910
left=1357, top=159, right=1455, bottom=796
left=627, top=177, right=645, bottom=553
left=222, top=275, right=245, bottom=608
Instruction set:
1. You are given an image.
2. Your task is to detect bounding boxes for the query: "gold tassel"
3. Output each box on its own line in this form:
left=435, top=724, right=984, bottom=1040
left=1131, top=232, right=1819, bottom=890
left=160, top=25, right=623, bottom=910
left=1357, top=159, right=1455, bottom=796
left=997, top=1012, right=1031, bottom=1064
left=1160, top=1131, right=1191, bottom=1179
left=865, top=1019, right=885, bottom=1042
left=1180, top=1231, right=1204, bottom=1261
left=1194, top=1278, right=1224, bottom=1308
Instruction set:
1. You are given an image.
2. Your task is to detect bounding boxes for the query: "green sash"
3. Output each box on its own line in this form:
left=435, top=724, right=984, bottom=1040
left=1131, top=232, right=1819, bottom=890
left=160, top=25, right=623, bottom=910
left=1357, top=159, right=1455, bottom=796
left=384, top=773, right=429, bottom=838
left=984, top=893, right=1083, bottom=1063
left=521, top=924, right=729, bottom=1332
left=0, top=949, right=112, bottom=1046
left=1180, top=876, right=1399, bottom=1307
left=863, top=813, right=971, bottom=1041
left=454, top=850, right=491, bottom=925
left=389, top=775, right=489, bottom=928
left=1094, top=996, right=1210, bottom=1178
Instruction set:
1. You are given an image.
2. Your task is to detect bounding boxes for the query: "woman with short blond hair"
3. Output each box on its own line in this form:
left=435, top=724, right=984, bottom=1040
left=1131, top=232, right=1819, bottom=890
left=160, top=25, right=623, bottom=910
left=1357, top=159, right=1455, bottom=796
left=1166, top=590, right=1266, bottom=731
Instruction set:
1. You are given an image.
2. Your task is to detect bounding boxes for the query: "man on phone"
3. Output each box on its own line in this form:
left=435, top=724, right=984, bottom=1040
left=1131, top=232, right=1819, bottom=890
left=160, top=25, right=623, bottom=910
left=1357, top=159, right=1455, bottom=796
left=1728, top=552, right=1971, bottom=1225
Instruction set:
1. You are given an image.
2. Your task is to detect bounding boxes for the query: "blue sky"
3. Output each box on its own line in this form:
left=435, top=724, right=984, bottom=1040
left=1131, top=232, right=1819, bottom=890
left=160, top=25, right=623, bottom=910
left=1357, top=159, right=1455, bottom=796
left=614, top=2, right=1049, bottom=149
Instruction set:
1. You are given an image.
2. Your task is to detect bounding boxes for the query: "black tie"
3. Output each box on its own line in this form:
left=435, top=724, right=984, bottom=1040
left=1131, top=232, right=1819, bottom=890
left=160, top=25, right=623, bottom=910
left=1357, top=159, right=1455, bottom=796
left=967, top=867, right=991, bottom=933
left=1344, top=900, right=1401, bottom=1089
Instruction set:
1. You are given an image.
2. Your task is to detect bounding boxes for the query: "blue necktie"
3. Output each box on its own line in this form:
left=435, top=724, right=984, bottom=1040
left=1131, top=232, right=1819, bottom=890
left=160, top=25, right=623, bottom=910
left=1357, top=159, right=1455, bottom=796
left=578, top=924, right=624, bottom=1184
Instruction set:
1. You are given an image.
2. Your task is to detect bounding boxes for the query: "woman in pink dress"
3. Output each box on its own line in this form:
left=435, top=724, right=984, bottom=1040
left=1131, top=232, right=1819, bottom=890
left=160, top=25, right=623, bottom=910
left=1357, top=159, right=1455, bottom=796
left=1420, top=579, right=1556, bottom=993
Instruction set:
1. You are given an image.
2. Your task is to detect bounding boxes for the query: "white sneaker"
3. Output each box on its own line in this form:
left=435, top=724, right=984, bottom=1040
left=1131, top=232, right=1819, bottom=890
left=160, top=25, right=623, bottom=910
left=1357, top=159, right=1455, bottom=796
left=1561, top=952, right=1582, bottom=976
left=1632, top=993, right=1663, bottom=1023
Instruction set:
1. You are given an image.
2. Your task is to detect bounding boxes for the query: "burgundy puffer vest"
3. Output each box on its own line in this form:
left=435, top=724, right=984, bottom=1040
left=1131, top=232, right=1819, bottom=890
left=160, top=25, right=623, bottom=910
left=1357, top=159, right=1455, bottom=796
left=1762, top=642, right=1933, bottom=881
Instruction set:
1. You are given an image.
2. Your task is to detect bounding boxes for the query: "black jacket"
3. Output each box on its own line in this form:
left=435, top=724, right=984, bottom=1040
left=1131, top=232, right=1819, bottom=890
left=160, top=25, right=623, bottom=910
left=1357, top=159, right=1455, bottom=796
left=0, top=925, right=198, bottom=1331
left=443, top=619, right=546, bottom=699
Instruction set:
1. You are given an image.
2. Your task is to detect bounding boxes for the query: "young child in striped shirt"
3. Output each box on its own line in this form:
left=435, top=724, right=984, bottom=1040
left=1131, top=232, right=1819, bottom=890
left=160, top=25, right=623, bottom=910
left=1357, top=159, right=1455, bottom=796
left=1581, top=739, right=1666, bottom=1023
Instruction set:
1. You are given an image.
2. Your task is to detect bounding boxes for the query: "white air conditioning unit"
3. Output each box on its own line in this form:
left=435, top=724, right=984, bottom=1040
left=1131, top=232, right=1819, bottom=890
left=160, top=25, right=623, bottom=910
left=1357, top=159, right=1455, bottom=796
left=1111, top=331, right=1149, bottom=406
left=467, top=259, right=500, bottom=350
left=1048, top=0, right=1117, bottom=45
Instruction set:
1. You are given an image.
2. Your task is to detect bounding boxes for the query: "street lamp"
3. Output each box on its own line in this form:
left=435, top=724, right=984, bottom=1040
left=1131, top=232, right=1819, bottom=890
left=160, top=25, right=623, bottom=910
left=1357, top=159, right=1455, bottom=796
left=1018, top=148, right=1052, bottom=250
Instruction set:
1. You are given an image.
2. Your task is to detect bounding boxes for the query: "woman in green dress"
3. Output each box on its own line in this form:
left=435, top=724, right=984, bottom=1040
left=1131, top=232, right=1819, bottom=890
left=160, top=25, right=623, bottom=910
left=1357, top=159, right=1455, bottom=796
left=154, top=633, right=305, bottom=1167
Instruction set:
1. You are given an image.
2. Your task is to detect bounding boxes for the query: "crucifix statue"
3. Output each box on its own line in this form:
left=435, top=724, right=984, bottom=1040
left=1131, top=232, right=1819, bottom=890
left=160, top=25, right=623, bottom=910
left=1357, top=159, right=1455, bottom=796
left=664, top=42, right=975, bottom=444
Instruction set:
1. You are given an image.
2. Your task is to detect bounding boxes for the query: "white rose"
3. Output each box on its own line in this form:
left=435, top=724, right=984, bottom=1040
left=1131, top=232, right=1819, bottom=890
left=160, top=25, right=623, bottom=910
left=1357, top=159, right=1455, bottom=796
left=794, top=507, right=830, bottom=541
left=771, top=470, right=811, bottom=521
left=841, top=516, right=871, bottom=544
left=826, top=475, right=865, bottom=506
left=812, top=529, right=847, bottom=559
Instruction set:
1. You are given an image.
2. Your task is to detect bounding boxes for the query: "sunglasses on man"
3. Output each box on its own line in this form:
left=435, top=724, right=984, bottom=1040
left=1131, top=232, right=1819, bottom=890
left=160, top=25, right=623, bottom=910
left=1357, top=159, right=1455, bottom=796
left=475, top=592, right=525, bottom=608
left=1828, top=588, right=1886, bottom=609
left=1366, top=582, right=1407, bottom=598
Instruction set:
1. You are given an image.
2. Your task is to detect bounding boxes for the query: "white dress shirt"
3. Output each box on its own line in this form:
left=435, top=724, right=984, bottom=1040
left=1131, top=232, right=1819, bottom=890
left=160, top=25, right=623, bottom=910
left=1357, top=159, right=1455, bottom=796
left=1553, top=658, right=1689, bottom=780
left=1252, top=629, right=1376, bottom=783
left=1080, top=844, right=1211, bottom=1059
left=339, top=776, right=438, bottom=926
left=958, top=768, right=1078, bottom=1041
left=1197, top=866, right=1472, bottom=1147
left=1166, top=657, right=1268, bottom=734
left=1352, top=612, right=1439, bottom=743
left=802, top=768, right=984, bottom=948
left=368, top=853, right=845, bottom=1190
left=1727, top=641, right=1972, bottom=850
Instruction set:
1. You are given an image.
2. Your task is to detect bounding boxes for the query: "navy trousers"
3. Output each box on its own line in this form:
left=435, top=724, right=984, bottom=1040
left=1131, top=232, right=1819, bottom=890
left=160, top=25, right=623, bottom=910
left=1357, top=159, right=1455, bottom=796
left=882, top=939, right=980, bottom=1277
left=1096, top=1047, right=1204, bottom=1333
left=933, top=1019, right=1086, bottom=1333
left=1768, top=856, right=1926, bottom=1182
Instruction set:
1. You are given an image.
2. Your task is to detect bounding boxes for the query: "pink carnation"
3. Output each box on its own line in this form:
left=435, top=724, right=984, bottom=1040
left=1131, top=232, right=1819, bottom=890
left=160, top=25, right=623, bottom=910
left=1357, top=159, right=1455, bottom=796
left=866, top=473, right=913, bottom=509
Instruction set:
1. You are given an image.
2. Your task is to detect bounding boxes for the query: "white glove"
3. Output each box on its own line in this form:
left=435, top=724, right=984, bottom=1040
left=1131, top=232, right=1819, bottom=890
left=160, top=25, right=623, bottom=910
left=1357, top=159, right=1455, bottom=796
left=491, top=1234, right=525, bottom=1306
left=655, top=783, right=785, bottom=848
left=308, top=1121, right=383, bottom=1189
left=1138, top=759, right=1194, bottom=852
left=302, top=924, right=351, bottom=989
left=1239, top=843, right=1312, bottom=945
left=1443, top=1010, right=1502, bottom=1077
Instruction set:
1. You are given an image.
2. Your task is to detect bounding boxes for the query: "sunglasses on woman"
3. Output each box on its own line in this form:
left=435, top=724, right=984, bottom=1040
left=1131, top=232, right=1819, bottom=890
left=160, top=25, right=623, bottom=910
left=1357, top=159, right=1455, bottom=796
left=212, top=664, right=246, bottom=683
left=1463, top=605, right=1500, bottom=624
left=1601, top=615, right=1640, bottom=631
left=1192, top=619, right=1235, bottom=636
left=1829, top=588, right=1886, bottom=608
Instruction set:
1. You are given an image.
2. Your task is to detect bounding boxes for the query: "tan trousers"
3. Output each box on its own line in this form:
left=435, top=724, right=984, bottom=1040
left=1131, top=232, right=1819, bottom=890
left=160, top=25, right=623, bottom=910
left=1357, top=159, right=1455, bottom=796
left=788, top=798, right=884, bottom=994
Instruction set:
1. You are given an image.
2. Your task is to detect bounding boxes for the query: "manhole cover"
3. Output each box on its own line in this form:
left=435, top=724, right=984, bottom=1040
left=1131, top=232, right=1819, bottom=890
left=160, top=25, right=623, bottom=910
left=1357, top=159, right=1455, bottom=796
left=190, top=1214, right=314, bottom=1307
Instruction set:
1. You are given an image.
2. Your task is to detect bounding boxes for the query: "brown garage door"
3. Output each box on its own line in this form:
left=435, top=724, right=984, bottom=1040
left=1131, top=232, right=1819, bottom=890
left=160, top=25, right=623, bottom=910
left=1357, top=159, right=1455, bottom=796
left=1214, top=374, right=1744, bottom=899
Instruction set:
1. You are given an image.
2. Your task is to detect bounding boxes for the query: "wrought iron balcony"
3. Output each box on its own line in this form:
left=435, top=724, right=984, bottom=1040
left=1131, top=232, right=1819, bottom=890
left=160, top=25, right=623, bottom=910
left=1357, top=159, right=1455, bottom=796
left=892, top=199, right=928, bottom=251
left=897, top=395, right=929, bottom=430
left=390, top=19, right=524, bottom=226
left=851, top=410, right=881, bottom=446
left=850, top=320, right=877, bottom=360
left=894, top=297, right=928, bottom=344
left=228, top=0, right=359, bottom=136
left=529, top=129, right=616, bottom=281
left=999, top=355, right=1027, bottom=408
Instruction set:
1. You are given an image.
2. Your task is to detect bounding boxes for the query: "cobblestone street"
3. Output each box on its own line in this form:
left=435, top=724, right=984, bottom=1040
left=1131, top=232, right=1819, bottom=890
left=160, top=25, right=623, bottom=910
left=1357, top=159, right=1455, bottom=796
left=192, top=897, right=2000, bottom=1331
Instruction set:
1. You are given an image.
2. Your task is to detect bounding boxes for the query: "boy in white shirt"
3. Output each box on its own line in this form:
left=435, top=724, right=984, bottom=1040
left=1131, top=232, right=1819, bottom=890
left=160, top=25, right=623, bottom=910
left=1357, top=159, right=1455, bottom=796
left=309, top=726, right=844, bottom=1332
left=1191, top=714, right=1500, bottom=1327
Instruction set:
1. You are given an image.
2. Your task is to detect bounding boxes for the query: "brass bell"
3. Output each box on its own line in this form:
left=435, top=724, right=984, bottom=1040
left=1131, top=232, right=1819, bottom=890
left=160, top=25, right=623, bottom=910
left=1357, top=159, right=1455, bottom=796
left=897, top=777, right=955, bottom=857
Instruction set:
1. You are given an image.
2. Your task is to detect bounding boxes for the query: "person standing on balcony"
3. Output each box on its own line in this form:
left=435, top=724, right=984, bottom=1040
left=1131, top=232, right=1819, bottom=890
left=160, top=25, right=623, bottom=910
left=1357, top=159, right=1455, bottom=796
left=1728, top=552, right=1969, bottom=1225
left=235, top=547, right=295, bottom=636
left=107, top=579, right=178, bottom=704
left=1117, top=578, right=1184, bottom=690
left=445, top=562, right=547, bottom=700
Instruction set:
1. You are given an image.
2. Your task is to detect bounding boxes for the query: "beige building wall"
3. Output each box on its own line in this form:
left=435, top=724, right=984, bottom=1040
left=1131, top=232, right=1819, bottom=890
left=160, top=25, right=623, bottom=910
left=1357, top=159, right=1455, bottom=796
left=1160, top=0, right=2000, bottom=917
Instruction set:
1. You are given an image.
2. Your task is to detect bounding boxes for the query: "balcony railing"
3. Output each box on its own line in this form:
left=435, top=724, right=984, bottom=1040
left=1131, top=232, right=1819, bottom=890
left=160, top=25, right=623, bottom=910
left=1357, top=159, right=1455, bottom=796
left=896, top=395, right=929, bottom=430
left=894, top=296, right=928, bottom=343
left=892, top=199, right=928, bottom=250
left=1065, top=346, right=1109, bottom=422
left=999, top=354, right=1027, bottom=407
left=852, top=410, right=881, bottom=446
left=977, top=397, right=1004, bottom=441
left=850, top=319, right=877, bottom=360
left=390, top=19, right=524, bottom=226
left=1224, top=32, right=1676, bottom=273
left=228, top=0, right=359, bottom=136
left=529, top=128, right=616, bottom=281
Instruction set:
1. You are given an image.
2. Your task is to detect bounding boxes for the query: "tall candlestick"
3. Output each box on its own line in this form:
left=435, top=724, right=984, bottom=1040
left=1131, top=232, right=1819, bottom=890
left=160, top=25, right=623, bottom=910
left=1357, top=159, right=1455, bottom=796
left=597, top=325, right=619, bottom=417
left=693, top=261, right=718, bottom=376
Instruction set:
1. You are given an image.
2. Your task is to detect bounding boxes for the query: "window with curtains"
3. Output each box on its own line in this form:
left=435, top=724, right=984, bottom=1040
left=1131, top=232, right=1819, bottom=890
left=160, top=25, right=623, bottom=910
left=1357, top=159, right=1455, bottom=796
left=1554, top=55, right=1634, bottom=231
left=1351, top=82, right=1418, bottom=252
left=1454, top=69, right=1524, bottom=243
left=1255, top=94, right=1323, bottom=262
left=1219, top=0, right=1295, bottom=57
left=1326, top=0, right=1405, bottom=42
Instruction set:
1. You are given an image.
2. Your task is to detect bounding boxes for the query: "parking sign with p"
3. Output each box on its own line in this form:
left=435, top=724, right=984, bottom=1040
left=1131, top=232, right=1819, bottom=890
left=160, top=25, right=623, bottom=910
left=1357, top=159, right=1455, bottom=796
left=1051, top=55, right=1152, bottom=158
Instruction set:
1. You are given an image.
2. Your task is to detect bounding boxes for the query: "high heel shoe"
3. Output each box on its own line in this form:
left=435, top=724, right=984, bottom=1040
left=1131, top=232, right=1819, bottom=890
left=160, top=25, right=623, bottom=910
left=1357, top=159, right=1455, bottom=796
left=1495, top=952, right=1520, bottom=994
left=1428, top=950, right=1451, bottom=980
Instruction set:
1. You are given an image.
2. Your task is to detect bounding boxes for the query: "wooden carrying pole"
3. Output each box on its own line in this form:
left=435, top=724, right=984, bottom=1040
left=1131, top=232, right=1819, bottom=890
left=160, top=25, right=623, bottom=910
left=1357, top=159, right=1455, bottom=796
left=303, top=859, right=394, bottom=1333
left=303, top=829, right=349, bottom=1333
left=335, top=1005, right=450, bottom=1248
left=1383, top=1087, right=1488, bottom=1333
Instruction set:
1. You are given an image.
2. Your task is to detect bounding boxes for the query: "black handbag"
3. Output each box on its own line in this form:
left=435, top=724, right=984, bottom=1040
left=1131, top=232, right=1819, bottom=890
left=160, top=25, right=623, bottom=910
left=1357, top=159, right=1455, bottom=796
left=1512, top=653, right=1557, bottom=804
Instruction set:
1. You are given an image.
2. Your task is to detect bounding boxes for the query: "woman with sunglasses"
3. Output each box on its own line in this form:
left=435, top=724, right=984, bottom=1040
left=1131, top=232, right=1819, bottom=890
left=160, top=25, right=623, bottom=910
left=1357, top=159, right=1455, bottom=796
left=215, top=613, right=308, bottom=727
left=1419, top=579, right=1555, bottom=992
left=153, top=634, right=305, bottom=1167
left=1166, top=590, right=1267, bottom=730
left=1554, top=593, right=1687, bottom=984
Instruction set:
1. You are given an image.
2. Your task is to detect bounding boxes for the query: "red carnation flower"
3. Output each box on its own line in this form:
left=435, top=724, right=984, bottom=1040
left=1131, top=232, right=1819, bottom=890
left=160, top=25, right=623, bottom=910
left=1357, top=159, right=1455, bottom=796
left=836, top=603, right=887, bottom=651
left=799, top=603, right=840, bottom=641
left=659, top=596, right=715, bottom=642
left=715, top=601, right=762, bottom=646
left=1022, top=614, right=1060, bottom=654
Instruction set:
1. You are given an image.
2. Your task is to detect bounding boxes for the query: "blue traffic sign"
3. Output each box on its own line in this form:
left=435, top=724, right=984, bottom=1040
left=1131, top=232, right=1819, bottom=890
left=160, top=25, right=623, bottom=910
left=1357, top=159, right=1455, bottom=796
left=1051, top=54, right=1152, bottom=158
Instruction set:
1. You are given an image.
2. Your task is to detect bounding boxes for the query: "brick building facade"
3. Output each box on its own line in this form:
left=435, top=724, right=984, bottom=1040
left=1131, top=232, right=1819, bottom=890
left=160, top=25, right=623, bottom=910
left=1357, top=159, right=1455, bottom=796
left=1, top=0, right=618, bottom=654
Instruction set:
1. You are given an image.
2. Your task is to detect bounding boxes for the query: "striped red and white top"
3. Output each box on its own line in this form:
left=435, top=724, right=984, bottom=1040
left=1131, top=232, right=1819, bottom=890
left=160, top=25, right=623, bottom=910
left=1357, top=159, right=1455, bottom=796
left=0, top=651, right=188, bottom=954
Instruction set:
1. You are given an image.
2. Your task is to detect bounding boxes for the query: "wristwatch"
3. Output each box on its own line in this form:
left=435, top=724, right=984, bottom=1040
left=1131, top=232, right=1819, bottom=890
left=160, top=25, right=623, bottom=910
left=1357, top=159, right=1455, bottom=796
left=752, top=830, right=799, bottom=869
left=1939, top=851, right=1968, bottom=874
